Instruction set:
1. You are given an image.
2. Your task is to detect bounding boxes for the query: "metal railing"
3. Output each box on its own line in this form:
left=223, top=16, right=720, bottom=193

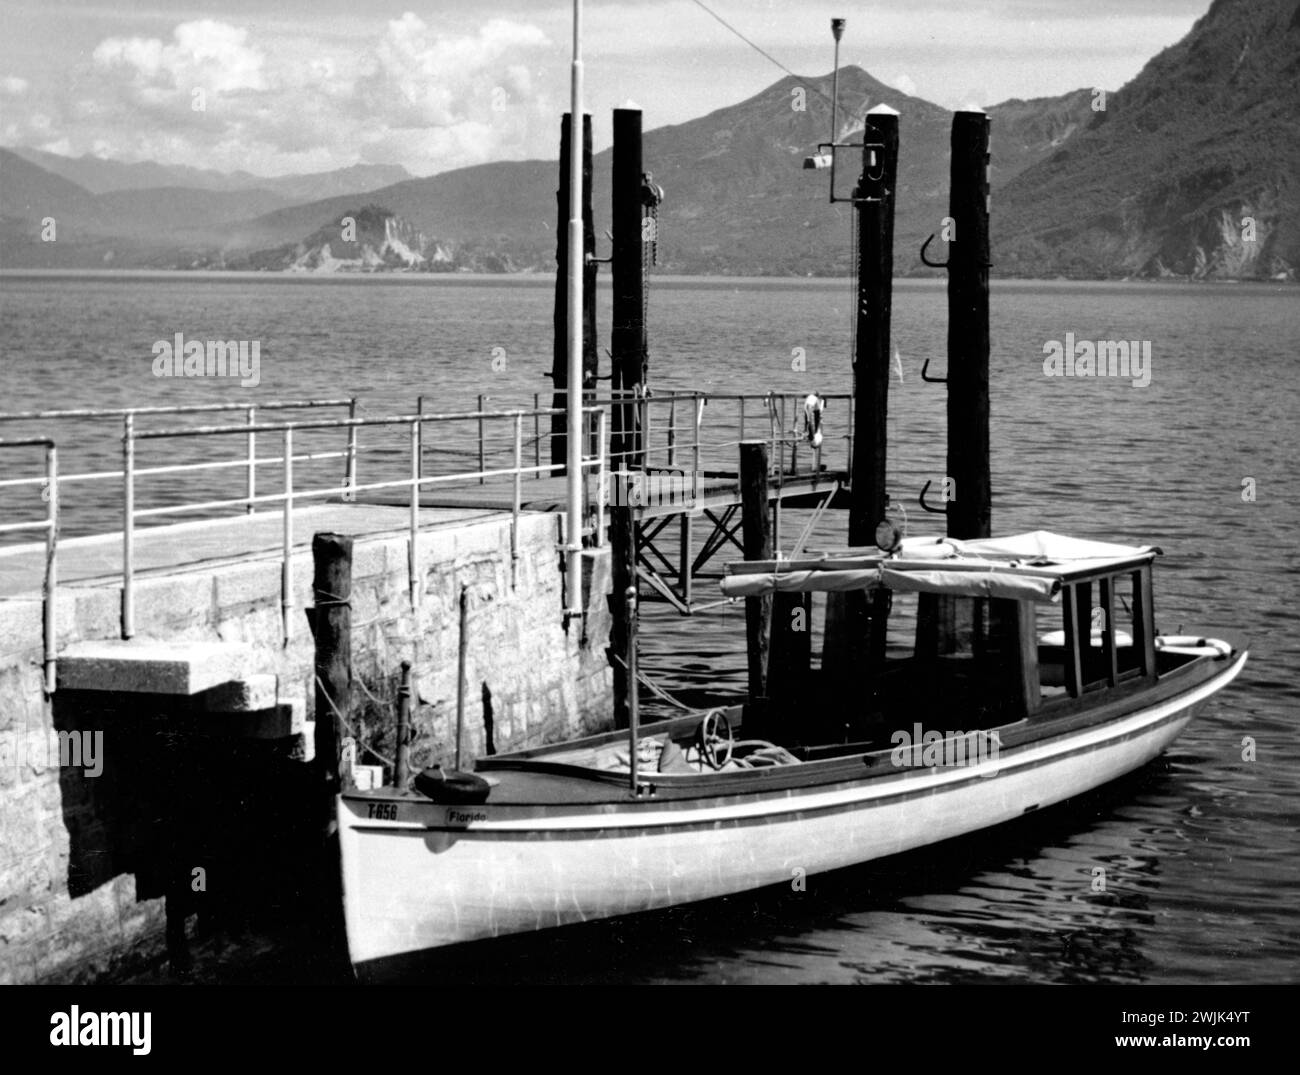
left=121, top=405, right=606, bottom=643
left=0, top=389, right=847, bottom=669
left=0, top=439, right=58, bottom=693
left=0, top=399, right=358, bottom=526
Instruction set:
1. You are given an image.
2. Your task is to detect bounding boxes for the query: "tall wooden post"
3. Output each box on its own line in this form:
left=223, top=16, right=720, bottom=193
left=551, top=112, right=597, bottom=473
left=946, top=110, right=992, bottom=541
left=740, top=442, right=772, bottom=723
left=611, top=108, right=646, bottom=472
left=608, top=502, right=637, bottom=729
left=923, top=112, right=994, bottom=659
left=312, top=532, right=352, bottom=793
left=846, top=105, right=900, bottom=668
left=769, top=591, right=811, bottom=713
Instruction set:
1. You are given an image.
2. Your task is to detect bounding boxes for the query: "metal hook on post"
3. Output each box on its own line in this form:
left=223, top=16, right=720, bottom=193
left=920, top=233, right=949, bottom=269
left=920, top=358, right=947, bottom=384
left=918, top=479, right=946, bottom=514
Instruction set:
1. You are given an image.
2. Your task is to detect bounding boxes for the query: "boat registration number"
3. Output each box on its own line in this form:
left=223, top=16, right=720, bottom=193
left=366, top=802, right=399, bottom=821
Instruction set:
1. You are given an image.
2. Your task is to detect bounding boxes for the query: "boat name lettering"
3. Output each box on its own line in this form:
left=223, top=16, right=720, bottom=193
left=447, top=809, right=487, bottom=824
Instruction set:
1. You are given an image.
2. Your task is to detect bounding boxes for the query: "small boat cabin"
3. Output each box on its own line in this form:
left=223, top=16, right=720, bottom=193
left=720, top=530, right=1180, bottom=742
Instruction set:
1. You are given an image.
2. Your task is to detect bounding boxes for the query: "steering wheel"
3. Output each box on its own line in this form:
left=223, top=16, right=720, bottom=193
left=696, top=709, right=734, bottom=770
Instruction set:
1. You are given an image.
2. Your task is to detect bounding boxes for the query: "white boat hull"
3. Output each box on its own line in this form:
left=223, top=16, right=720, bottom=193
left=339, top=652, right=1244, bottom=975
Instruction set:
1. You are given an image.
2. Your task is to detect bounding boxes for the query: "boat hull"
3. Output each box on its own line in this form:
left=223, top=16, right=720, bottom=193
left=339, top=651, right=1244, bottom=977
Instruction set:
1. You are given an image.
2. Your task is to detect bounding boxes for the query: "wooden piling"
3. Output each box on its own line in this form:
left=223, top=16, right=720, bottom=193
left=769, top=591, right=811, bottom=712
left=608, top=502, right=637, bottom=729
left=551, top=112, right=597, bottom=473
left=846, top=106, right=900, bottom=669
left=739, top=442, right=772, bottom=712
left=394, top=660, right=412, bottom=789
left=312, top=532, right=352, bottom=792
left=946, top=110, right=992, bottom=541
left=455, top=583, right=469, bottom=769
left=611, top=107, right=646, bottom=470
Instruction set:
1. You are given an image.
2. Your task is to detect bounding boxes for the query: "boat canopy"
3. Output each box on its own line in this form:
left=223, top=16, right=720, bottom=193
left=719, top=530, right=1161, bottom=603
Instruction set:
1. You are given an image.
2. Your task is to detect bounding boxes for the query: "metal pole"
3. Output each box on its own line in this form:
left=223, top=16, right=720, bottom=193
left=455, top=583, right=469, bottom=769
left=43, top=444, right=57, bottom=695
left=595, top=407, right=607, bottom=547
left=246, top=404, right=257, bottom=514
left=829, top=18, right=845, bottom=203
left=692, top=393, right=701, bottom=505
left=122, top=414, right=134, bottom=640
left=410, top=418, right=421, bottom=607
left=626, top=584, right=639, bottom=794
left=282, top=427, right=294, bottom=644
left=416, top=394, right=424, bottom=482
left=667, top=397, right=677, bottom=466
left=344, top=397, right=358, bottom=501
left=533, top=392, right=541, bottom=479
left=564, top=0, right=585, bottom=621
left=477, top=393, right=487, bottom=485
left=512, top=413, right=522, bottom=586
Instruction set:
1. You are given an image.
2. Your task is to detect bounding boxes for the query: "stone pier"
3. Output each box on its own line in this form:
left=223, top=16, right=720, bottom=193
left=0, top=504, right=613, bottom=983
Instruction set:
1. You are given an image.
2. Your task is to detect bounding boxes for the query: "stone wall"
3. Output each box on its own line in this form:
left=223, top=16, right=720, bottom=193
left=0, top=510, right=613, bottom=982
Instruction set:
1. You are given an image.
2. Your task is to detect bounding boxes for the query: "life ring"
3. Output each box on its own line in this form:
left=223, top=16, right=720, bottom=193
left=413, top=766, right=492, bottom=804
left=1154, top=635, right=1232, bottom=659
left=1039, top=628, right=1133, bottom=648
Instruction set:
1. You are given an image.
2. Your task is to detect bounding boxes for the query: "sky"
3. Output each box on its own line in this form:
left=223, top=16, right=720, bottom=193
left=0, top=0, right=1213, bottom=178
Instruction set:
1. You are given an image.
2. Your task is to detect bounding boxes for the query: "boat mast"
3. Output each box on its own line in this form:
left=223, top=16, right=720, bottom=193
left=564, top=0, right=585, bottom=621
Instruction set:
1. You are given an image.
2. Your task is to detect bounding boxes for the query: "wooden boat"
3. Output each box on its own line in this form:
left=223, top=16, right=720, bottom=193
left=337, top=530, right=1246, bottom=979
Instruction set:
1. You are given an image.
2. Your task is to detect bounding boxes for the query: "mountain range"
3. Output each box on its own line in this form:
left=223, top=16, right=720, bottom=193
left=0, top=0, right=1294, bottom=280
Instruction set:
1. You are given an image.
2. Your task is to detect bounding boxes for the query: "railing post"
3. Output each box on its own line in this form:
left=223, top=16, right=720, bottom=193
left=739, top=396, right=746, bottom=446
left=344, top=398, right=358, bottom=501
left=416, top=395, right=424, bottom=482
left=667, top=397, right=677, bottom=467
left=477, top=393, right=487, bottom=485
left=692, top=393, right=701, bottom=507
left=533, top=393, right=541, bottom=480
left=122, top=414, right=135, bottom=640
left=410, top=418, right=421, bottom=608
left=595, top=407, right=608, bottom=547
left=246, top=404, right=257, bottom=514
left=512, top=413, right=522, bottom=587
left=43, top=443, right=57, bottom=695
left=847, top=392, right=854, bottom=481
left=282, top=427, right=294, bottom=645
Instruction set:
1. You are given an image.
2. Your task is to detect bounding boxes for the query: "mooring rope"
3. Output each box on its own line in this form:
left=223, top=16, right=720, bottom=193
left=610, top=652, right=704, bottom=712
left=314, top=673, right=398, bottom=770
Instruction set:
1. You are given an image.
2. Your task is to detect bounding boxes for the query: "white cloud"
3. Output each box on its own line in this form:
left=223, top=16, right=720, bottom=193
left=16, top=14, right=554, bottom=176
left=1, top=76, right=29, bottom=94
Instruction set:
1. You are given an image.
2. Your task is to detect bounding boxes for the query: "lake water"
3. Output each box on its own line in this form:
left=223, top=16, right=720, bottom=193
left=0, top=271, right=1296, bottom=984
